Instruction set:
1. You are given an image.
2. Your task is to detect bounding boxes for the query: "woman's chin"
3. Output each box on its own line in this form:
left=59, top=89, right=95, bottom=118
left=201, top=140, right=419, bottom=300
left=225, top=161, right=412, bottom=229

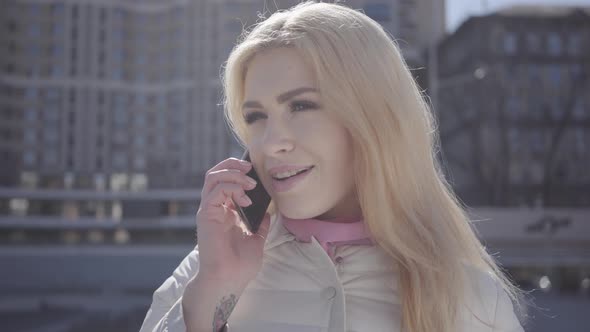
left=277, top=203, right=321, bottom=220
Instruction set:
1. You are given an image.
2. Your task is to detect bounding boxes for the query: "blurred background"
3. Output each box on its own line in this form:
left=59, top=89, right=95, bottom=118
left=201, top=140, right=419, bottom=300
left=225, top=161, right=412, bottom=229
left=0, top=0, right=588, bottom=331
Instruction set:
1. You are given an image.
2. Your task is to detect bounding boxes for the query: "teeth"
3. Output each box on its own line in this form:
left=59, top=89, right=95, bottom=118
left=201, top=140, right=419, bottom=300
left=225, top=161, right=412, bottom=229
left=273, top=167, right=310, bottom=180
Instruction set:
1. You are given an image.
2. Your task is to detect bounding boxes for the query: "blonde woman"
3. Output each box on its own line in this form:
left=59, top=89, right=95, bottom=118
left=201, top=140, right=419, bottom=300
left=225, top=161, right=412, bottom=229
left=140, top=2, right=526, bottom=332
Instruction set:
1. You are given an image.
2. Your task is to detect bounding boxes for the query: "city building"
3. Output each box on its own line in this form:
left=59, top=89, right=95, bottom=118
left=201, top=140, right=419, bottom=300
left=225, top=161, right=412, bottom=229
left=0, top=0, right=237, bottom=192
left=1, top=0, right=445, bottom=191
left=437, top=5, right=590, bottom=207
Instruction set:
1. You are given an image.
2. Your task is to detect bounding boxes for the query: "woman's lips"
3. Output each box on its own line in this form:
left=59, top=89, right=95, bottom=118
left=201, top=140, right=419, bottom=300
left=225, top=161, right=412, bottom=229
left=271, top=166, right=314, bottom=193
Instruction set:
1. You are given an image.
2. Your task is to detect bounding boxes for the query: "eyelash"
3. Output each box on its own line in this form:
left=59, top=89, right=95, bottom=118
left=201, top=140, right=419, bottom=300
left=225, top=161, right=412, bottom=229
left=244, top=100, right=319, bottom=125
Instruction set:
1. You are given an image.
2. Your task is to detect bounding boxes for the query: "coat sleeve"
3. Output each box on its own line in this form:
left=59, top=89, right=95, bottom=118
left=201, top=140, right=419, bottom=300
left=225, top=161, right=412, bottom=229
left=138, top=244, right=232, bottom=332
left=491, top=282, right=525, bottom=332
left=139, top=245, right=226, bottom=332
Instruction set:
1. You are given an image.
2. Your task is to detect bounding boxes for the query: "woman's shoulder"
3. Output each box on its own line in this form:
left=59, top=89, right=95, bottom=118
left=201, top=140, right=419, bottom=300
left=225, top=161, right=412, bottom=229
left=463, top=264, right=499, bottom=301
left=151, top=245, right=200, bottom=306
left=460, top=264, right=524, bottom=331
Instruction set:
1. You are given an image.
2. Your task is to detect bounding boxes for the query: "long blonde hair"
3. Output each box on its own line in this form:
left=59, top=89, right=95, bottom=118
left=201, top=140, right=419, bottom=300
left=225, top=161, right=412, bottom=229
left=222, top=2, right=524, bottom=331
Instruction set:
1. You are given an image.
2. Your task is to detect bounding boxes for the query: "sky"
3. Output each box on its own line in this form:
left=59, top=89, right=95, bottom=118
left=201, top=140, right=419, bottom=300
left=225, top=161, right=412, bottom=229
left=446, top=0, right=590, bottom=32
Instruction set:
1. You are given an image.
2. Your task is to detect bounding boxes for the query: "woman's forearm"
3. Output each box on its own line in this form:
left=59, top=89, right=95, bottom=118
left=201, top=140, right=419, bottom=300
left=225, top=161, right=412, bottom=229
left=182, top=272, right=249, bottom=332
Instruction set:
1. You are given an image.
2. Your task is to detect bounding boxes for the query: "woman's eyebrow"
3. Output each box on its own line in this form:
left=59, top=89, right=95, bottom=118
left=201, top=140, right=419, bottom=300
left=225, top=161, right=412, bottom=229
left=242, top=87, right=318, bottom=110
left=276, top=87, right=317, bottom=104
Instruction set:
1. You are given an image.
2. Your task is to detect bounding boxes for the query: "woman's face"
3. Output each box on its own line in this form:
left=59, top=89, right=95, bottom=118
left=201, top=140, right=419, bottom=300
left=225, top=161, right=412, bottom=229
left=242, top=47, right=362, bottom=221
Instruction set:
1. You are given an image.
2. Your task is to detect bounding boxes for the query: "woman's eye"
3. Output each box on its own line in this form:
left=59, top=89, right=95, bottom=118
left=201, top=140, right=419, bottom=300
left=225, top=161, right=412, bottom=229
left=290, top=100, right=318, bottom=112
left=243, top=100, right=318, bottom=125
left=244, top=112, right=265, bottom=124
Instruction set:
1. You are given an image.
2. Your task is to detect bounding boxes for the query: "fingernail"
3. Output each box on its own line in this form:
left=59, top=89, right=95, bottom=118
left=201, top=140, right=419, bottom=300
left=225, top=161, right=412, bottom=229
left=244, top=196, right=252, bottom=205
left=240, top=160, right=251, bottom=166
left=246, top=177, right=257, bottom=186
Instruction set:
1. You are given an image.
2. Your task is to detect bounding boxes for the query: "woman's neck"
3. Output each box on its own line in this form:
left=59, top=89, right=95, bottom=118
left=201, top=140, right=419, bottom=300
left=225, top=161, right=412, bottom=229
left=282, top=213, right=363, bottom=224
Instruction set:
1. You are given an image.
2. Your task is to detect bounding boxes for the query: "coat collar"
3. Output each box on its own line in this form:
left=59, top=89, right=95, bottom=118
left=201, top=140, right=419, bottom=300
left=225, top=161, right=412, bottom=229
left=264, top=213, right=296, bottom=250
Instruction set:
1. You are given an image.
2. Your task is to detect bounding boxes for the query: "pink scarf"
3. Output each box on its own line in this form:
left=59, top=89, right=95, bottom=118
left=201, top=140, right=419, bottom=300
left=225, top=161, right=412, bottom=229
left=281, top=214, right=375, bottom=262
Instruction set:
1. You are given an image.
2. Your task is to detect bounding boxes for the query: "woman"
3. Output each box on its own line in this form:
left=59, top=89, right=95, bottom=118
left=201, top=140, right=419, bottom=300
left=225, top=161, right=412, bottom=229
left=140, top=2, right=526, bottom=332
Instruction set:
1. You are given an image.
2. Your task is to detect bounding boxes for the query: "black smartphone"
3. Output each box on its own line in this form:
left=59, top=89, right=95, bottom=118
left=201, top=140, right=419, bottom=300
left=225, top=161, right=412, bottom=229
left=232, top=150, right=272, bottom=234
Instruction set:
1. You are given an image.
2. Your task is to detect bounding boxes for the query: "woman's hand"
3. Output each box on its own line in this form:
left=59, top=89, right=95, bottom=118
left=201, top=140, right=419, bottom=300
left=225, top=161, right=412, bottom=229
left=195, top=157, right=272, bottom=284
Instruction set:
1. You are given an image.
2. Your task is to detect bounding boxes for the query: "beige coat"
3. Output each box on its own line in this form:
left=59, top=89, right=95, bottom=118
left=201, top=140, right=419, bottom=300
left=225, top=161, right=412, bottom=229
left=140, top=214, right=524, bottom=332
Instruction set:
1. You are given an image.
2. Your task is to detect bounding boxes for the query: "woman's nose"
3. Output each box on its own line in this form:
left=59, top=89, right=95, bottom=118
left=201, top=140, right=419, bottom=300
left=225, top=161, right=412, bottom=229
left=261, top=119, right=295, bottom=155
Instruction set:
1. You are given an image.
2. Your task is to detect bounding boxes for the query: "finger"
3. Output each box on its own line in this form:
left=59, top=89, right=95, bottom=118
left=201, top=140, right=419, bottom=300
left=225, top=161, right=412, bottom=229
left=202, top=169, right=257, bottom=196
left=206, top=158, right=252, bottom=176
left=204, top=183, right=252, bottom=209
left=222, top=207, right=242, bottom=233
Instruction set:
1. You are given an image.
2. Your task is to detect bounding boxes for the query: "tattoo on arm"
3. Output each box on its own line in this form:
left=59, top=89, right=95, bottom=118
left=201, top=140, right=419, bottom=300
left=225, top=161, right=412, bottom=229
left=213, top=294, right=238, bottom=332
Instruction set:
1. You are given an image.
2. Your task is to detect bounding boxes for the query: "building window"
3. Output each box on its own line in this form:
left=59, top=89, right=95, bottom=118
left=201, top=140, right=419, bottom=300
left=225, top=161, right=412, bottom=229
left=575, top=129, right=585, bottom=157
left=28, top=24, right=41, bottom=37
left=568, top=33, right=581, bottom=56
left=506, top=95, right=520, bottom=118
left=573, top=98, right=585, bottom=120
left=7, top=20, right=16, bottom=33
left=111, top=69, right=122, bottom=80
left=525, top=32, right=541, bottom=53
left=136, top=94, right=147, bottom=106
left=25, top=87, right=37, bottom=100
left=43, top=150, right=58, bottom=166
left=551, top=97, right=563, bottom=119
left=51, top=3, right=65, bottom=17
left=157, top=95, right=166, bottom=108
left=52, top=44, right=63, bottom=58
left=113, top=110, right=127, bottom=126
left=110, top=173, right=128, bottom=191
left=113, top=9, right=124, bottom=22
left=157, top=135, right=165, bottom=148
left=547, top=32, right=561, bottom=56
left=43, top=127, right=59, bottom=142
left=114, top=93, right=128, bottom=107
left=134, top=135, right=146, bottom=148
left=130, top=173, right=148, bottom=191
left=530, top=131, right=545, bottom=153
left=24, top=151, right=36, bottom=166
left=45, top=88, right=60, bottom=101
left=548, top=65, right=561, bottom=89
left=136, top=54, right=146, bottom=66
left=113, top=131, right=126, bottom=144
left=134, top=155, right=145, bottom=170
left=24, top=130, right=36, bottom=145
left=7, top=41, right=16, bottom=55
left=53, top=22, right=64, bottom=38
left=45, top=107, right=60, bottom=122
left=51, top=65, right=63, bottom=77
left=71, top=46, right=77, bottom=62
left=508, top=128, right=520, bottom=152
left=28, top=45, right=40, bottom=57
left=503, top=32, right=517, bottom=55
left=509, top=161, right=523, bottom=183
left=135, top=113, right=146, bottom=127
left=363, top=3, right=391, bottom=22
left=113, top=153, right=127, bottom=169
left=4, top=63, right=15, bottom=74
left=112, top=49, right=123, bottom=63
left=25, top=108, right=37, bottom=122
left=29, top=3, right=42, bottom=16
